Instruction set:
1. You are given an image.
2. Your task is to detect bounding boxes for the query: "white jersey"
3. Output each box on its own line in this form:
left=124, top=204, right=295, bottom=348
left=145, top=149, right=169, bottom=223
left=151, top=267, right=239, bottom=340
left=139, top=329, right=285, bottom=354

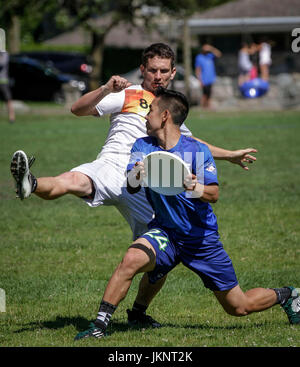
left=238, top=50, right=252, bottom=72
left=95, top=84, right=192, bottom=172
left=259, top=43, right=272, bottom=66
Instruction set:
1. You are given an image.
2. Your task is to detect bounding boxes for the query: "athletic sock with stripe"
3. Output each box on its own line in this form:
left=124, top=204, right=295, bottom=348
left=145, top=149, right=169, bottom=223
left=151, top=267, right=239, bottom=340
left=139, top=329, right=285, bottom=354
left=272, top=287, right=292, bottom=305
left=95, top=300, right=117, bottom=330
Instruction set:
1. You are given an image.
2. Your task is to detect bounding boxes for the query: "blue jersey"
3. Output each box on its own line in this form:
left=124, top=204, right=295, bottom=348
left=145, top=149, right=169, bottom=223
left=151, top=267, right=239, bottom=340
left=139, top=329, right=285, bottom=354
left=127, top=135, right=219, bottom=241
left=195, top=53, right=216, bottom=86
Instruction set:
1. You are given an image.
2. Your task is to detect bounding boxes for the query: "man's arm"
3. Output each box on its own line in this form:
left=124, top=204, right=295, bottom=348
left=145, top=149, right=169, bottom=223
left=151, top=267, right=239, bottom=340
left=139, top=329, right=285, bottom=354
left=71, top=75, right=132, bottom=116
left=203, top=44, right=222, bottom=58
left=192, top=136, right=257, bottom=171
left=200, top=183, right=219, bottom=203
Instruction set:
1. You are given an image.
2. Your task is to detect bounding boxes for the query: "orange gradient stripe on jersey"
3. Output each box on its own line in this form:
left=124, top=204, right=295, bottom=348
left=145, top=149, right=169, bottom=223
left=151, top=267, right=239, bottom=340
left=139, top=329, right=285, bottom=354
left=122, top=89, right=155, bottom=117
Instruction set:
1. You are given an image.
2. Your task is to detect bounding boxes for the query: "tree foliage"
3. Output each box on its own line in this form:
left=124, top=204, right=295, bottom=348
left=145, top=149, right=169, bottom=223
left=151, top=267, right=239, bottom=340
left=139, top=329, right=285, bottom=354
left=145, top=0, right=232, bottom=15
left=0, top=0, right=233, bottom=84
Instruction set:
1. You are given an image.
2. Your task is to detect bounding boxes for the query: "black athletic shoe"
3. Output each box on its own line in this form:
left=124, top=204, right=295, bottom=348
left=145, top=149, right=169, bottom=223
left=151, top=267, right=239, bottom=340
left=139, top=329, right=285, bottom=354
left=281, top=286, right=300, bottom=324
left=74, top=322, right=105, bottom=340
left=10, top=150, right=36, bottom=200
left=127, top=308, right=162, bottom=328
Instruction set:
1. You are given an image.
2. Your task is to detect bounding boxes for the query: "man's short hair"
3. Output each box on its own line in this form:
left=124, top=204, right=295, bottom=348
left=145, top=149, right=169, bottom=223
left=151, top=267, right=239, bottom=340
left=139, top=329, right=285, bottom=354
left=142, top=43, right=175, bottom=69
left=154, top=87, right=189, bottom=126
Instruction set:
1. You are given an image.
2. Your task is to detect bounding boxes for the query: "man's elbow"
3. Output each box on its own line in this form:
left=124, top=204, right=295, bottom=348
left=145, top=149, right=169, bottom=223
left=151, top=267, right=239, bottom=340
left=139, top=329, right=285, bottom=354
left=209, top=186, right=219, bottom=203
left=71, top=104, right=80, bottom=116
left=210, top=192, right=219, bottom=203
left=70, top=104, right=96, bottom=116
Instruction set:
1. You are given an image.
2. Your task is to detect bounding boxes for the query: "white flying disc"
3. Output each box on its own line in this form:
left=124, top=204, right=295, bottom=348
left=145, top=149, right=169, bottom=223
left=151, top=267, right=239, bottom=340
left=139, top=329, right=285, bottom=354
left=142, top=151, right=191, bottom=196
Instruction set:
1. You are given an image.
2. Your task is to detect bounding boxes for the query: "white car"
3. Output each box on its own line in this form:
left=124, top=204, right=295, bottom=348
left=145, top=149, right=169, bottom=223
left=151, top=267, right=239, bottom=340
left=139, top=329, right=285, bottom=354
left=121, top=65, right=201, bottom=105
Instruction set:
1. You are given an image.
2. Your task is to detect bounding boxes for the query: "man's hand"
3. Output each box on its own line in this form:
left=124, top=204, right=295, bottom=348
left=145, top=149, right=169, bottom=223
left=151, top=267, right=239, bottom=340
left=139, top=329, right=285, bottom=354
left=133, top=161, right=146, bottom=183
left=104, top=75, right=132, bottom=93
left=184, top=173, right=198, bottom=191
left=127, top=162, right=146, bottom=194
left=184, top=174, right=204, bottom=199
left=183, top=174, right=218, bottom=202
left=228, top=148, right=257, bottom=171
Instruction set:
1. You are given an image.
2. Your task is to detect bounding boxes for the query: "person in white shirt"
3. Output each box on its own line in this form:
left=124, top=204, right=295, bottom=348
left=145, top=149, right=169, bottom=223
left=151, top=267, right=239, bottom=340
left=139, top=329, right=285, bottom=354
left=0, top=51, right=15, bottom=123
left=10, top=43, right=257, bottom=327
left=238, top=42, right=253, bottom=86
left=257, top=39, right=272, bottom=81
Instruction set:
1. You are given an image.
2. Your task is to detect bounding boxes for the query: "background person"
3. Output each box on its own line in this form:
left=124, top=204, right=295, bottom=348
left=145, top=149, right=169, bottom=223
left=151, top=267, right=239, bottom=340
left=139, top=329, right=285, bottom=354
left=238, top=42, right=253, bottom=86
left=257, top=38, right=272, bottom=81
left=195, top=43, right=222, bottom=110
left=0, top=50, right=15, bottom=123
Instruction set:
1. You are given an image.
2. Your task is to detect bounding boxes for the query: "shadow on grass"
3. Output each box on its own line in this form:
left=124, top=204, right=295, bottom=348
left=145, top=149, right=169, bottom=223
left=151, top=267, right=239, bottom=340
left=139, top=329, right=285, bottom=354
left=14, top=316, right=91, bottom=334
left=14, top=315, right=268, bottom=336
left=109, top=321, right=268, bottom=333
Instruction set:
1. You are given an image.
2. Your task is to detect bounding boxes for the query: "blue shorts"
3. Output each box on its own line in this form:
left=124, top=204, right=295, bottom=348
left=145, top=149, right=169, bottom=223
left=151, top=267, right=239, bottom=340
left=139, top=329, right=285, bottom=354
left=141, top=228, right=238, bottom=292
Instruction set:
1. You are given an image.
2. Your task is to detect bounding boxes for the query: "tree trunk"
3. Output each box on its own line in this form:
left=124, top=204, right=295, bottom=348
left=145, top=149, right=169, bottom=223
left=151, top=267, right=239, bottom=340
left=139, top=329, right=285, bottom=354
left=183, top=16, right=191, bottom=102
left=89, top=31, right=105, bottom=91
left=7, top=15, right=20, bottom=54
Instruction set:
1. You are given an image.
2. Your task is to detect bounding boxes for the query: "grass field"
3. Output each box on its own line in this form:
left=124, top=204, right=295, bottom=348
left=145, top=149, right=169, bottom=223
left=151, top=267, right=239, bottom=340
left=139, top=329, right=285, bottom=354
left=0, top=106, right=299, bottom=348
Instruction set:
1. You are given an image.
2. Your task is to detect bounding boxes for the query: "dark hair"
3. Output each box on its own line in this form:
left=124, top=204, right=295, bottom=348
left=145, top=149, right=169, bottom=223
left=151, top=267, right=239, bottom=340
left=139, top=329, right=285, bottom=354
left=154, top=86, right=189, bottom=126
left=142, top=43, right=175, bottom=69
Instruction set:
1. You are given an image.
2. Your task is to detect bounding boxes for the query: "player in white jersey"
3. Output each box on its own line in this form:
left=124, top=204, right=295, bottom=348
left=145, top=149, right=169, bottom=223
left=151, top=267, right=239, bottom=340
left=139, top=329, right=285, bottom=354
left=10, top=43, right=257, bottom=327
left=70, top=83, right=193, bottom=239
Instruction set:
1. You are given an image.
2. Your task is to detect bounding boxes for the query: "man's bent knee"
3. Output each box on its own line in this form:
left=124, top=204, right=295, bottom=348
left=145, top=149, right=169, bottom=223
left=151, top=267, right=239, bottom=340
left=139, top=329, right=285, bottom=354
left=119, top=243, right=156, bottom=278
left=223, top=305, right=249, bottom=317
left=214, top=285, right=250, bottom=317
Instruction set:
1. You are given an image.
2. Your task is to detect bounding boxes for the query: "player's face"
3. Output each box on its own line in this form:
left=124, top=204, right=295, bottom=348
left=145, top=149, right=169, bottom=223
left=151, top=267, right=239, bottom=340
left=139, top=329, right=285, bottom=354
left=145, top=97, right=164, bottom=136
left=140, top=56, right=176, bottom=93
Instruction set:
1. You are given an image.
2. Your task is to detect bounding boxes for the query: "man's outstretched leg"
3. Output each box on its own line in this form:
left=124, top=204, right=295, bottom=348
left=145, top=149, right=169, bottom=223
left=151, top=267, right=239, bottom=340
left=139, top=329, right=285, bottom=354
left=214, top=284, right=300, bottom=324
left=10, top=150, right=93, bottom=200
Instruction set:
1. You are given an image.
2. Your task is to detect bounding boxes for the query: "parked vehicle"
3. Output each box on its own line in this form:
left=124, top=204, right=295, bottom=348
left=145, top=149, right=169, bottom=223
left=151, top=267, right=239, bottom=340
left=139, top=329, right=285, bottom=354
left=121, top=65, right=201, bottom=105
left=14, top=51, right=93, bottom=77
left=5, top=55, right=87, bottom=102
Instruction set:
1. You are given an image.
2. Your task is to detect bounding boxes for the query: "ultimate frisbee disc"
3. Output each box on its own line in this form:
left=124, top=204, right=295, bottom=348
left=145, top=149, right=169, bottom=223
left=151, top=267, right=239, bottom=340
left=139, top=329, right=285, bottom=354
left=142, top=151, right=191, bottom=196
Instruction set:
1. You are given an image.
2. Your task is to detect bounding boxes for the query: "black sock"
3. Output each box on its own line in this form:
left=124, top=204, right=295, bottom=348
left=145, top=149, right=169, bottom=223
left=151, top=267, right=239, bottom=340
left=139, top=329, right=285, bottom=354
left=30, top=173, right=37, bottom=193
left=96, top=300, right=117, bottom=330
left=273, top=287, right=292, bottom=305
left=132, top=301, right=148, bottom=314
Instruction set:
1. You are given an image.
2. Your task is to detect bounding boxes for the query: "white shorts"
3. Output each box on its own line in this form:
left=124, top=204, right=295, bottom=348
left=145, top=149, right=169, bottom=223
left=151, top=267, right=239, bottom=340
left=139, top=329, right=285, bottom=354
left=71, top=158, right=153, bottom=239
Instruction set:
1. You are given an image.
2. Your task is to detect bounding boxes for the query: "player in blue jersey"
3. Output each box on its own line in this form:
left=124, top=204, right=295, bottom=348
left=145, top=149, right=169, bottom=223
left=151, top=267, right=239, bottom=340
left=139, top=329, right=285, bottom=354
left=74, top=87, right=299, bottom=340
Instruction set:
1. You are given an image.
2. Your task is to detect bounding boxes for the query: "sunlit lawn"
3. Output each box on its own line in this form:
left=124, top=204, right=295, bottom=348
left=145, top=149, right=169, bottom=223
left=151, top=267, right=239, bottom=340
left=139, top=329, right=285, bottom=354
left=0, top=106, right=299, bottom=348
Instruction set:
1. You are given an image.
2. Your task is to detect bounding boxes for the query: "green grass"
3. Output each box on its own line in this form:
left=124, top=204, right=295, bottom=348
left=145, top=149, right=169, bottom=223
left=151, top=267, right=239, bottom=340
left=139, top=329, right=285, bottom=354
left=0, top=107, right=300, bottom=347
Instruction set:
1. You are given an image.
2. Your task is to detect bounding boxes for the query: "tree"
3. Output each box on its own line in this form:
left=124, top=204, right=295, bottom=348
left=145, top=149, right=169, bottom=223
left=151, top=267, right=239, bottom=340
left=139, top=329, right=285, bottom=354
left=146, top=0, right=233, bottom=99
left=0, top=0, right=233, bottom=90
left=60, top=0, right=144, bottom=89
left=60, top=0, right=233, bottom=89
left=0, top=0, right=58, bottom=53
left=0, top=0, right=27, bottom=53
